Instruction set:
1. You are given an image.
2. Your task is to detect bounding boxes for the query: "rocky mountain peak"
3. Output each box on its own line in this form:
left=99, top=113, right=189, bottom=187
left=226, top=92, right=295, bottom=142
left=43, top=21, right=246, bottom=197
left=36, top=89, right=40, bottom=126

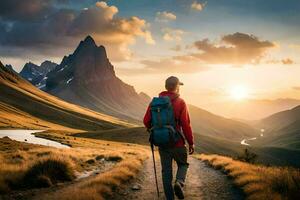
left=23, top=62, right=38, bottom=70
left=47, top=35, right=113, bottom=89
left=74, top=35, right=97, bottom=55
left=19, top=60, right=57, bottom=90
left=20, top=62, right=39, bottom=77
left=5, top=64, right=14, bottom=71
left=84, top=35, right=96, bottom=45
left=73, top=36, right=108, bottom=60
left=40, top=60, right=57, bottom=68
left=45, top=36, right=150, bottom=121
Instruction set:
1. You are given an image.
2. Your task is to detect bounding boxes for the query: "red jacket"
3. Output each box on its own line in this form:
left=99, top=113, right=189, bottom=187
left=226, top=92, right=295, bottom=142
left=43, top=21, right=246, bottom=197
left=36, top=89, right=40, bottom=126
left=143, top=91, right=194, bottom=147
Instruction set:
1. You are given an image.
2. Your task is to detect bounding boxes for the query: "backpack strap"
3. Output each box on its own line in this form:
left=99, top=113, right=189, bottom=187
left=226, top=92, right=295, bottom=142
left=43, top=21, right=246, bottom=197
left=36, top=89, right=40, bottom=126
left=156, top=107, right=163, bottom=128
left=170, top=96, right=187, bottom=143
left=159, top=94, right=187, bottom=144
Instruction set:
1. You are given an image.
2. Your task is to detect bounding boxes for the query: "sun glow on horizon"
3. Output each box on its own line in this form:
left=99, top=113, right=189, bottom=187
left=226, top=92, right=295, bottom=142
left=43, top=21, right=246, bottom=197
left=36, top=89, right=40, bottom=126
left=230, top=85, right=249, bottom=101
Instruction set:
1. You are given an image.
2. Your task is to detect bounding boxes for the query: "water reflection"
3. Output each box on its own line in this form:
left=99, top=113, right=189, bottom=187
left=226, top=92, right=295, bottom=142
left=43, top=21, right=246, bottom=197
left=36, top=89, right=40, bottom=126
left=0, top=130, right=69, bottom=148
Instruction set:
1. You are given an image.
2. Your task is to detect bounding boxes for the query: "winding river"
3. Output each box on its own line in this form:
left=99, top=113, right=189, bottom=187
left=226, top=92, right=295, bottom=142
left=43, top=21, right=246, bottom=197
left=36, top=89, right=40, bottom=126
left=241, top=137, right=256, bottom=146
left=0, top=130, right=69, bottom=148
left=240, top=137, right=257, bottom=146
left=241, top=129, right=265, bottom=146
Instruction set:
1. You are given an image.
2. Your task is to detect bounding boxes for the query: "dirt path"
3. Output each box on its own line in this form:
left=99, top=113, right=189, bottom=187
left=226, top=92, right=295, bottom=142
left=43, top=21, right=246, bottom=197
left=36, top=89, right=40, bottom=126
left=1, top=154, right=245, bottom=200
left=112, top=154, right=245, bottom=200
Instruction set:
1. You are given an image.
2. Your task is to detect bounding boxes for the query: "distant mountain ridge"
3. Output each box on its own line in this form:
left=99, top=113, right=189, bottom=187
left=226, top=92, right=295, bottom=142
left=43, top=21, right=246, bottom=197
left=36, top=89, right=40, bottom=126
left=20, top=61, right=57, bottom=90
left=45, top=36, right=150, bottom=121
left=189, top=105, right=258, bottom=140
left=259, top=105, right=300, bottom=132
left=206, top=98, right=300, bottom=121
left=252, top=105, right=300, bottom=153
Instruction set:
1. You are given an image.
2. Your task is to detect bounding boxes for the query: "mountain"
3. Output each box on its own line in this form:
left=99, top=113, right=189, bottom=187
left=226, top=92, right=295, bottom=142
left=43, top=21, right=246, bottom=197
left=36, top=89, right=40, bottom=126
left=3, top=58, right=296, bottom=166
left=45, top=36, right=150, bottom=121
left=259, top=105, right=300, bottom=133
left=188, top=105, right=258, bottom=141
left=4, top=64, right=16, bottom=73
left=205, top=98, right=300, bottom=121
left=0, top=60, right=133, bottom=131
left=19, top=61, right=57, bottom=90
left=43, top=35, right=256, bottom=140
left=255, top=105, right=300, bottom=150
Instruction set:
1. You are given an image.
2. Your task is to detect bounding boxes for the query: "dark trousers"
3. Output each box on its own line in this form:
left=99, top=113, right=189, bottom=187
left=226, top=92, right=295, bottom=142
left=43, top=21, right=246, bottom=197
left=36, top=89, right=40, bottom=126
left=159, top=146, right=189, bottom=200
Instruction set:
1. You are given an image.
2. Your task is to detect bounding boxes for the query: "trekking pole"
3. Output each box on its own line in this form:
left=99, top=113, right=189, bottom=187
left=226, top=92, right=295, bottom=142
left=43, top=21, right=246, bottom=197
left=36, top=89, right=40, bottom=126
left=151, top=143, right=160, bottom=199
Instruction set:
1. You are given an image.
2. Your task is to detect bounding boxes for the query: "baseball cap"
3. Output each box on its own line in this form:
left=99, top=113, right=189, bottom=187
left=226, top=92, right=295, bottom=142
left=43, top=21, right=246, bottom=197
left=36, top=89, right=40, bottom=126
left=165, top=76, right=184, bottom=88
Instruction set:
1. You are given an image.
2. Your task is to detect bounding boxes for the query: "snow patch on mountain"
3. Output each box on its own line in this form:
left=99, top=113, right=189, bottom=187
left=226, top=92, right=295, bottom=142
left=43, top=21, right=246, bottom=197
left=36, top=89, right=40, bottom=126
left=19, top=61, right=57, bottom=91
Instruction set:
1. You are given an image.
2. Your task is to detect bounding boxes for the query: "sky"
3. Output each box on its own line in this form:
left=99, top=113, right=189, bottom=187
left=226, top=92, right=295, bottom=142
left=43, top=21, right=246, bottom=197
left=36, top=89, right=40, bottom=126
left=0, top=0, right=300, bottom=119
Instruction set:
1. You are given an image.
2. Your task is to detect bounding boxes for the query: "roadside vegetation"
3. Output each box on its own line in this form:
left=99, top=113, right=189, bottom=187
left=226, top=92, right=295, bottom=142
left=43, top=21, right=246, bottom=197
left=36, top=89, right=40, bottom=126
left=44, top=131, right=148, bottom=200
left=236, top=148, right=258, bottom=164
left=195, top=154, right=300, bottom=200
left=0, top=137, right=75, bottom=193
left=0, top=133, right=148, bottom=199
left=48, top=155, right=146, bottom=200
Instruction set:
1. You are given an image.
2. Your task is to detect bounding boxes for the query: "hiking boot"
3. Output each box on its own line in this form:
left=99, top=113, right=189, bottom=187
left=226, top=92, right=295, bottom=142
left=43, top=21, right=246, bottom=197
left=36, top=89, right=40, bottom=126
left=174, top=181, right=184, bottom=199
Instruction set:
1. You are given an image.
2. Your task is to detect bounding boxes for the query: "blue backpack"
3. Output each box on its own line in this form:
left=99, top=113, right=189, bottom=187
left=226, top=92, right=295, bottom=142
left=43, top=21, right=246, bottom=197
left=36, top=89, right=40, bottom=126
left=149, top=96, right=181, bottom=147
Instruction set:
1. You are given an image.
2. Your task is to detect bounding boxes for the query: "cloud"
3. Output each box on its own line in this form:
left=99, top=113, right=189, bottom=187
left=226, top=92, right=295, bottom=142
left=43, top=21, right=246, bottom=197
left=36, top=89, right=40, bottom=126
left=95, top=1, right=118, bottom=20
left=282, top=58, right=294, bottom=65
left=120, top=32, right=276, bottom=75
left=119, top=54, right=209, bottom=75
left=289, top=44, right=300, bottom=49
left=155, top=11, right=176, bottom=22
left=292, top=86, right=300, bottom=91
left=193, top=32, right=275, bottom=65
left=191, top=1, right=206, bottom=11
left=0, top=0, right=54, bottom=21
left=162, top=28, right=184, bottom=42
left=266, top=58, right=295, bottom=65
left=68, top=2, right=155, bottom=60
left=0, top=1, right=154, bottom=62
left=170, top=45, right=182, bottom=51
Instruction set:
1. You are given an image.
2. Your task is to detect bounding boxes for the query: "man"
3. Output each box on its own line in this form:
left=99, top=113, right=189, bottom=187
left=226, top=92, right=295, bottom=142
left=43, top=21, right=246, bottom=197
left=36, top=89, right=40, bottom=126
left=143, top=76, right=195, bottom=200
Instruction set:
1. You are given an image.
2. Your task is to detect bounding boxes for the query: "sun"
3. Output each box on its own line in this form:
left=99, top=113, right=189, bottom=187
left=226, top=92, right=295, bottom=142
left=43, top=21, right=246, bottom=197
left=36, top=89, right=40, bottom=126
left=230, top=85, right=249, bottom=101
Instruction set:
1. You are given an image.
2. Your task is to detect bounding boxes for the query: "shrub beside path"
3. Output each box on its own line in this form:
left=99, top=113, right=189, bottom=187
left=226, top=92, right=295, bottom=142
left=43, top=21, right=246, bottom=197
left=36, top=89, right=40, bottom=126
left=112, top=153, right=245, bottom=200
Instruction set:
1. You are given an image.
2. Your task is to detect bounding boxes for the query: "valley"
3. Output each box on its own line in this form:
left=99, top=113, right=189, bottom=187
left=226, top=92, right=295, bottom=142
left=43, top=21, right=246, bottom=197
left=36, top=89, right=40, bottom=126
left=0, top=35, right=299, bottom=199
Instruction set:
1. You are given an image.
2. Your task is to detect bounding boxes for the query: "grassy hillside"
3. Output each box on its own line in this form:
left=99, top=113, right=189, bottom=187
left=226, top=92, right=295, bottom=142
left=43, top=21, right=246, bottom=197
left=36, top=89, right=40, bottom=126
left=74, top=127, right=300, bottom=168
left=189, top=105, right=259, bottom=141
left=265, top=130, right=300, bottom=149
left=0, top=132, right=148, bottom=199
left=253, top=119, right=300, bottom=151
left=253, top=146, right=300, bottom=168
left=196, top=154, right=300, bottom=200
left=248, top=105, right=300, bottom=167
left=0, top=62, right=134, bottom=131
left=74, top=127, right=244, bottom=157
left=259, top=105, right=300, bottom=133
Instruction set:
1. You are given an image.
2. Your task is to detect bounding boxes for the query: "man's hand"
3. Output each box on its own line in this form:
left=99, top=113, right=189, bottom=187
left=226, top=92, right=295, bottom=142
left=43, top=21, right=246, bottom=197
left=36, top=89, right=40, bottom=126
left=188, top=144, right=195, bottom=155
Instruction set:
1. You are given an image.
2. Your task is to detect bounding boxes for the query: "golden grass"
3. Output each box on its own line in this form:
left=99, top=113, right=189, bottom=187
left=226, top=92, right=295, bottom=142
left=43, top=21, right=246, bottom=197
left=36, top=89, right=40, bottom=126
left=50, top=156, right=146, bottom=200
left=0, top=143, right=78, bottom=192
left=0, top=101, right=76, bottom=131
left=195, top=154, right=300, bottom=200
left=42, top=132, right=149, bottom=200
left=0, top=132, right=149, bottom=199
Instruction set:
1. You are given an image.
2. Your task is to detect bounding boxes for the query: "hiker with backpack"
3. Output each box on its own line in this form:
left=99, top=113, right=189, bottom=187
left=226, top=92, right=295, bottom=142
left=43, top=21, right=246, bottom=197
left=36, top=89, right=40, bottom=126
left=143, top=76, right=195, bottom=200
